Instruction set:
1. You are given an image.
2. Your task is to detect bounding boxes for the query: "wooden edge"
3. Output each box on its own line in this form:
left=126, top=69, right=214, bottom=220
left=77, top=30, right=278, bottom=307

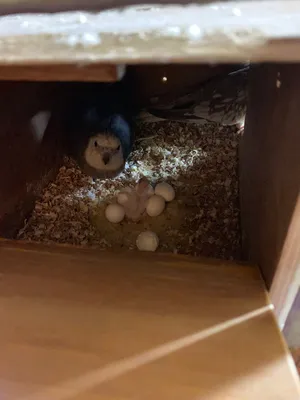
left=0, top=2, right=298, bottom=64
left=0, top=0, right=219, bottom=16
left=1, top=38, right=300, bottom=66
left=240, top=64, right=300, bottom=326
left=0, top=64, right=124, bottom=82
left=0, top=238, right=254, bottom=269
left=1, top=236, right=299, bottom=399
left=1, top=240, right=270, bottom=311
left=284, top=289, right=300, bottom=348
left=269, top=199, right=300, bottom=323
left=0, top=240, right=273, bottom=332
left=280, top=282, right=300, bottom=331
left=271, top=215, right=300, bottom=327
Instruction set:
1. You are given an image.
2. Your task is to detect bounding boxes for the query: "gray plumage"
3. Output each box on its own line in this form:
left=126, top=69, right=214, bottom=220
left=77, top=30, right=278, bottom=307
left=138, top=65, right=249, bottom=127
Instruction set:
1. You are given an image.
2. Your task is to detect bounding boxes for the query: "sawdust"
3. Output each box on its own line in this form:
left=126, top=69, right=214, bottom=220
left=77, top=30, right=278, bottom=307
left=18, top=121, right=241, bottom=260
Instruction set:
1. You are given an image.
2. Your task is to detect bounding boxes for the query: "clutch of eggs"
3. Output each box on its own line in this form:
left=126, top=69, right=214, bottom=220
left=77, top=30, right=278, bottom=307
left=105, top=181, right=175, bottom=222
left=104, top=181, right=175, bottom=252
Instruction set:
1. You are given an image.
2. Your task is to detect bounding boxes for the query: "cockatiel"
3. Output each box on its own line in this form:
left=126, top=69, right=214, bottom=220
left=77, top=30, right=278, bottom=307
left=64, top=78, right=135, bottom=179
left=138, top=64, right=249, bottom=127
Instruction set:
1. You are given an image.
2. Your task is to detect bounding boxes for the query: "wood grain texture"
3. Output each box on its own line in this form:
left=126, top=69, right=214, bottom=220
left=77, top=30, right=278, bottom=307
left=240, top=64, right=300, bottom=325
left=0, top=239, right=299, bottom=400
left=0, top=64, right=122, bottom=82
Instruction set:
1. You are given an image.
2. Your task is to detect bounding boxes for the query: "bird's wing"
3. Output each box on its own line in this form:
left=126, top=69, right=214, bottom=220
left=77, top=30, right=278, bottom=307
left=143, top=66, right=249, bottom=125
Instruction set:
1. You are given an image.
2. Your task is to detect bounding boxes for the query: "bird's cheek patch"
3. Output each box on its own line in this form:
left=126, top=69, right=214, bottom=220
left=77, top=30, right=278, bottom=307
left=30, top=111, right=51, bottom=143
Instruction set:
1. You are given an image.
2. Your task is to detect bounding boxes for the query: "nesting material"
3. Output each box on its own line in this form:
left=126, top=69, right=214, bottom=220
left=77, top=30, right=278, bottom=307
left=18, top=121, right=241, bottom=259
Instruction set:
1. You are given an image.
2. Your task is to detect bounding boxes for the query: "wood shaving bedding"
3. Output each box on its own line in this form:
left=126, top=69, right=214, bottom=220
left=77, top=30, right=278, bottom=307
left=18, top=121, right=241, bottom=260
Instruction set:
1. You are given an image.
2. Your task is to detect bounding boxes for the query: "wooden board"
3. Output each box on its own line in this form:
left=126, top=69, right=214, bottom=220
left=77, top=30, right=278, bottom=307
left=0, top=2, right=297, bottom=65
left=0, top=0, right=235, bottom=15
left=240, top=64, right=300, bottom=326
left=284, top=288, right=300, bottom=348
left=0, top=64, right=124, bottom=82
left=0, top=240, right=299, bottom=400
left=291, top=348, right=300, bottom=376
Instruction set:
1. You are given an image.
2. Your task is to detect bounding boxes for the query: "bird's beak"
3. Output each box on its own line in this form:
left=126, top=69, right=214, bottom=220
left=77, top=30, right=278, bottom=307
left=102, top=153, right=110, bottom=165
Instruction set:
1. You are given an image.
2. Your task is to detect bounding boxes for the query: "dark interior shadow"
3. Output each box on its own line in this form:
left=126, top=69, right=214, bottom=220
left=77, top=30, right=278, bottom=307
left=0, top=81, right=64, bottom=238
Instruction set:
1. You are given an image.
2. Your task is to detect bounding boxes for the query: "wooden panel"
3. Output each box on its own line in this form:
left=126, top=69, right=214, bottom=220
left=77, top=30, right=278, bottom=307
left=291, top=348, right=300, bottom=376
left=0, top=3, right=298, bottom=64
left=284, top=289, right=300, bottom=348
left=240, top=64, right=300, bottom=325
left=0, top=64, right=123, bottom=82
left=0, top=82, right=64, bottom=238
left=0, top=0, right=245, bottom=15
left=0, top=240, right=299, bottom=400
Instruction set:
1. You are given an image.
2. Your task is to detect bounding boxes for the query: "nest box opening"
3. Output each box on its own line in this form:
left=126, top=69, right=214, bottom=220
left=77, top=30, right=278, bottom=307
left=0, top=62, right=248, bottom=263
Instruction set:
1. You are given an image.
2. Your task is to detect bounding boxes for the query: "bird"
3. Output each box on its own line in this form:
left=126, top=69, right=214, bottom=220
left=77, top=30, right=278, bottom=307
left=137, top=64, right=249, bottom=128
left=63, top=78, right=135, bottom=179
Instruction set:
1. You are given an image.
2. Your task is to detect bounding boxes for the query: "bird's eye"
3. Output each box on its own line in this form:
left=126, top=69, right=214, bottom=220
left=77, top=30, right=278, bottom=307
left=94, top=141, right=98, bottom=147
left=117, top=145, right=120, bottom=151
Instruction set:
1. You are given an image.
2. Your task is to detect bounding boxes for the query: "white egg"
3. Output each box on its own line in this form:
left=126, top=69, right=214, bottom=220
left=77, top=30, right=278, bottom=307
left=105, top=204, right=125, bottom=223
left=136, top=231, right=159, bottom=252
left=154, top=182, right=175, bottom=202
left=146, top=195, right=165, bottom=217
left=117, top=191, right=130, bottom=206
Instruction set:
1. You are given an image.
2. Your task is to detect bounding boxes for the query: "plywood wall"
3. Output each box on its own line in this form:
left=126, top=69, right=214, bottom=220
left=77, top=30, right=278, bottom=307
left=240, top=64, right=300, bottom=322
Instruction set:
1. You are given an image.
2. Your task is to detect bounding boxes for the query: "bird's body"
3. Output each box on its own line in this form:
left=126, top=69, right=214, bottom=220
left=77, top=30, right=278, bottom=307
left=62, top=65, right=248, bottom=179
left=63, top=79, right=135, bottom=179
left=138, top=65, right=249, bottom=127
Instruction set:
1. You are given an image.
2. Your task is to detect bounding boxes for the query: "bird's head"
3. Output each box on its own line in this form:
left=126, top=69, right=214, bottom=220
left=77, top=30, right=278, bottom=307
left=83, top=113, right=131, bottom=178
left=84, top=133, right=123, bottom=172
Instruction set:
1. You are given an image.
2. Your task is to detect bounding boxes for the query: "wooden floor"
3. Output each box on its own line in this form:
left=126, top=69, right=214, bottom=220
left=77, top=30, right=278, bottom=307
left=0, top=240, right=299, bottom=400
